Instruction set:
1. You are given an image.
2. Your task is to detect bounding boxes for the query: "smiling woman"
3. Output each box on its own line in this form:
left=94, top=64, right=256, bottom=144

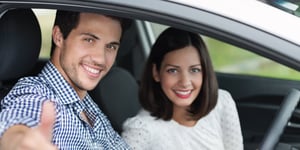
left=122, top=27, right=243, bottom=150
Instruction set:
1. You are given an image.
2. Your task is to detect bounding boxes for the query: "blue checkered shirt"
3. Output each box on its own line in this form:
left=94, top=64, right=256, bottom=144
left=0, top=61, right=130, bottom=150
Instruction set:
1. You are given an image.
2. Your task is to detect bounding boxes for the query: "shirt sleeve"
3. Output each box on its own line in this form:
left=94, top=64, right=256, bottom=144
left=219, top=90, right=244, bottom=150
left=0, top=82, right=49, bottom=137
left=122, top=116, right=152, bottom=150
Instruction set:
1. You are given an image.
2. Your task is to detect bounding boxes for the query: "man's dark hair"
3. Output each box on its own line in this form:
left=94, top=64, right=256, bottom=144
left=50, top=10, right=131, bottom=57
left=139, top=27, right=218, bottom=121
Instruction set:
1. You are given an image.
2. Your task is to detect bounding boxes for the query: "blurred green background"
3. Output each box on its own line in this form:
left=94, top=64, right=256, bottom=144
left=205, top=38, right=300, bottom=80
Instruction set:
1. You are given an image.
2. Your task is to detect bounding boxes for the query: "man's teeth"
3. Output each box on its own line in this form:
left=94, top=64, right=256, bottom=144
left=86, top=66, right=100, bottom=74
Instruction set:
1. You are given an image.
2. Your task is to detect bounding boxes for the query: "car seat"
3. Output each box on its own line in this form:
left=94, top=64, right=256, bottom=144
left=89, top=66, right=140, bottom=133
left=0, top=9, right=41, bottom=109
left=89, top=20, right=141, bottom=133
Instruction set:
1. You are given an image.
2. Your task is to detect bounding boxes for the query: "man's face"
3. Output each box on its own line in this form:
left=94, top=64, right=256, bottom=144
left=52, top=13, right=122, bottom=98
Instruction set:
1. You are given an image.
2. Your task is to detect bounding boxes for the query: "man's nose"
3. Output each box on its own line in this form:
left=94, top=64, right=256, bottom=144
left=93, top=46, right=106, bottom=64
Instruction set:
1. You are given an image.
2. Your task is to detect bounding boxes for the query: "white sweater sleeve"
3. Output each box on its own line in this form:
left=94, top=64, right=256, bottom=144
left=219, top=90, right=244, bottom=150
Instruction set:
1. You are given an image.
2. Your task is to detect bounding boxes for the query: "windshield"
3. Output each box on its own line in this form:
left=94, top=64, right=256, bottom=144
left=262, top=0, right=300, bottom=17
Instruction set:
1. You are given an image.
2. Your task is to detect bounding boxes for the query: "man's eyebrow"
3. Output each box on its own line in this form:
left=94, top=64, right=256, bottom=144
left=110, top=41, right=120, bottom=46
left=81, top=32, right=120, bottom=45
left=81, top=32, right=99, bottom=40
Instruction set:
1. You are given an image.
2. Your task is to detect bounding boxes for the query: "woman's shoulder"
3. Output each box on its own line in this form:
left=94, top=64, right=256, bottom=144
left=218, top=89, right=231, bottom=97
left=218, top=89, right=235, bottom=103
left=122, top=110, right=177, bottom=149
left=123, top=109, right=158, bottom=129
left=214, top=89, right=237, bottom=111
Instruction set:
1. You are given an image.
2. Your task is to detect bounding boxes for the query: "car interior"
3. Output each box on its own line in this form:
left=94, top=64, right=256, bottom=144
left=0, top=9, right=41, bottom=101
left=1, top=7, right=300, bottom=150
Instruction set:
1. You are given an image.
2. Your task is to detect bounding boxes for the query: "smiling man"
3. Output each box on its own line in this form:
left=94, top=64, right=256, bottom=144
left=0, top=10, right=130, bottom=149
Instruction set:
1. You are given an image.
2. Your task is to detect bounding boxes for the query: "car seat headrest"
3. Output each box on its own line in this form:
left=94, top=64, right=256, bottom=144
left=89, top=67, right=140, bottom=133
left=117, top=23, right=135, bottom=61
left=0, top=8, right=41, bottom=80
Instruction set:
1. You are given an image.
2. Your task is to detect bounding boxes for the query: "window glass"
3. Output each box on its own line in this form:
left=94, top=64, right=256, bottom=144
left=149, top=22, right=300, bottom=81
left=261, top=0, right=300, bottom=17
left=33, top=9, right=56, bottom=58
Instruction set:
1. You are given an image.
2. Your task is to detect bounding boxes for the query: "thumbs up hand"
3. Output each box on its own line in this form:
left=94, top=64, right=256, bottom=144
left=36, top=101, right=57, bottom=141
left=0, top=101, right=58, bottom=150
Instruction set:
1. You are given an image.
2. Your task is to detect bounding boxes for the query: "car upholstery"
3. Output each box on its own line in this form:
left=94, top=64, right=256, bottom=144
left=0, top=9, right=41, bottom=106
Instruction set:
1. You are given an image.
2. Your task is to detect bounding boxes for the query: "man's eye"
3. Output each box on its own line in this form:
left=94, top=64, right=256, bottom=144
left=84, top=38, right=94, bottom=43
left=106, top=44, right=118, bottom=51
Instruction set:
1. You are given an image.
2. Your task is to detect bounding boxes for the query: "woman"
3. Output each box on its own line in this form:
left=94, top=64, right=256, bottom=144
left=122, top=27, right=243, bottom=150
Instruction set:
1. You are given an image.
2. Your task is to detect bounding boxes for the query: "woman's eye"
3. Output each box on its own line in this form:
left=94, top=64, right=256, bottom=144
left=191, top=68, right=202, bottom=73
left=166, top=68, right=177, bottom=74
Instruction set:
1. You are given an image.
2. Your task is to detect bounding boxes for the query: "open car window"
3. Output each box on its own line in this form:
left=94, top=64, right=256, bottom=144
left=149, top=22, right=300, bottom=81
left=34, top=8, right=300, bottom=81
left=33, top=9, right=56, bottom=59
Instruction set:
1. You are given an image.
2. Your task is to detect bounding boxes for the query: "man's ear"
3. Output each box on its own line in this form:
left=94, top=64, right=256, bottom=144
left=152, top=64, right=160, bottom=82
left=52, top=26, right=63, bottom=47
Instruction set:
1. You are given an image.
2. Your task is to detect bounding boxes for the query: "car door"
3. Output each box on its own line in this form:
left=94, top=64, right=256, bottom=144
left=147, top=22, right=300, bottom=149
left=16, top=4, right=300, bottom=150
left=215, top=52, right=300, bottom=149
left=2, top=0, right=299, bottom=149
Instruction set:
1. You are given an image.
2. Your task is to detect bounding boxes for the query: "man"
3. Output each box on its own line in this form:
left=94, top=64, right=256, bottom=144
left=0, top=10, right=130, bottom=149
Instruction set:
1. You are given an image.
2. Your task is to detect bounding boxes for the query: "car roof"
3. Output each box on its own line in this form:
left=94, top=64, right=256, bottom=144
left=1, top=0, right=299, bottom=44
left=172, top=0, right=300, bottom=45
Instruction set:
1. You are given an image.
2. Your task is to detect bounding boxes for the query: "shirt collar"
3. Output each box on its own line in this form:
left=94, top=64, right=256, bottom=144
left=41, top=61, right=82, bottom=105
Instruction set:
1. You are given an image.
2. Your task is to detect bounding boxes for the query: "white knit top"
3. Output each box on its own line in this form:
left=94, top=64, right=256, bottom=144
left=122, top=89, right=243, bottom=150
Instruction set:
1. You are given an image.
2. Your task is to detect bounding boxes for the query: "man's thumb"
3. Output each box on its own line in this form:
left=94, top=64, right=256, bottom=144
left=37, top=101, right=56, bottom=141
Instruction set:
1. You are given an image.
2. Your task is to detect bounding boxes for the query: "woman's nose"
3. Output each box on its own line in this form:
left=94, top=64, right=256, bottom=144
left=179, top=73, right=192, bottom=88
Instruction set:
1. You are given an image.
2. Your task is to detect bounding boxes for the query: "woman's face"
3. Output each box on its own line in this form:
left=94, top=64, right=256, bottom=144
left=153, top=45, right=203, bottom=111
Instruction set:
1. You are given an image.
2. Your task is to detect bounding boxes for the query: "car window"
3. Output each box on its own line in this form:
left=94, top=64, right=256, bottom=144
left=33, top=9, right=56, bottom=59
left=261, top=0, right=300, bottom=17
left=149, top=22, right=300, bottom=81
left=32, top=8, right=300, bottom=81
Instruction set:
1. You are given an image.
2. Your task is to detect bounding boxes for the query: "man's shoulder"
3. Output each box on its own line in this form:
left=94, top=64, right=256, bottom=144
left=16, top=74, right=48, bottom=88
left=7, top=68, right=54, bottom=97
left=15, top=61, right=53, bottom=89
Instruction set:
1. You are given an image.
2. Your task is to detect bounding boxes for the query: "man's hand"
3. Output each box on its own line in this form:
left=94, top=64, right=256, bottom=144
left=0, top=101, right=58, bottom=150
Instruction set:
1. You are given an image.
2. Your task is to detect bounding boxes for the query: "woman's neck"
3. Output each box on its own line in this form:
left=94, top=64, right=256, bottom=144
left=172, top=106, right=197, bottom=127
